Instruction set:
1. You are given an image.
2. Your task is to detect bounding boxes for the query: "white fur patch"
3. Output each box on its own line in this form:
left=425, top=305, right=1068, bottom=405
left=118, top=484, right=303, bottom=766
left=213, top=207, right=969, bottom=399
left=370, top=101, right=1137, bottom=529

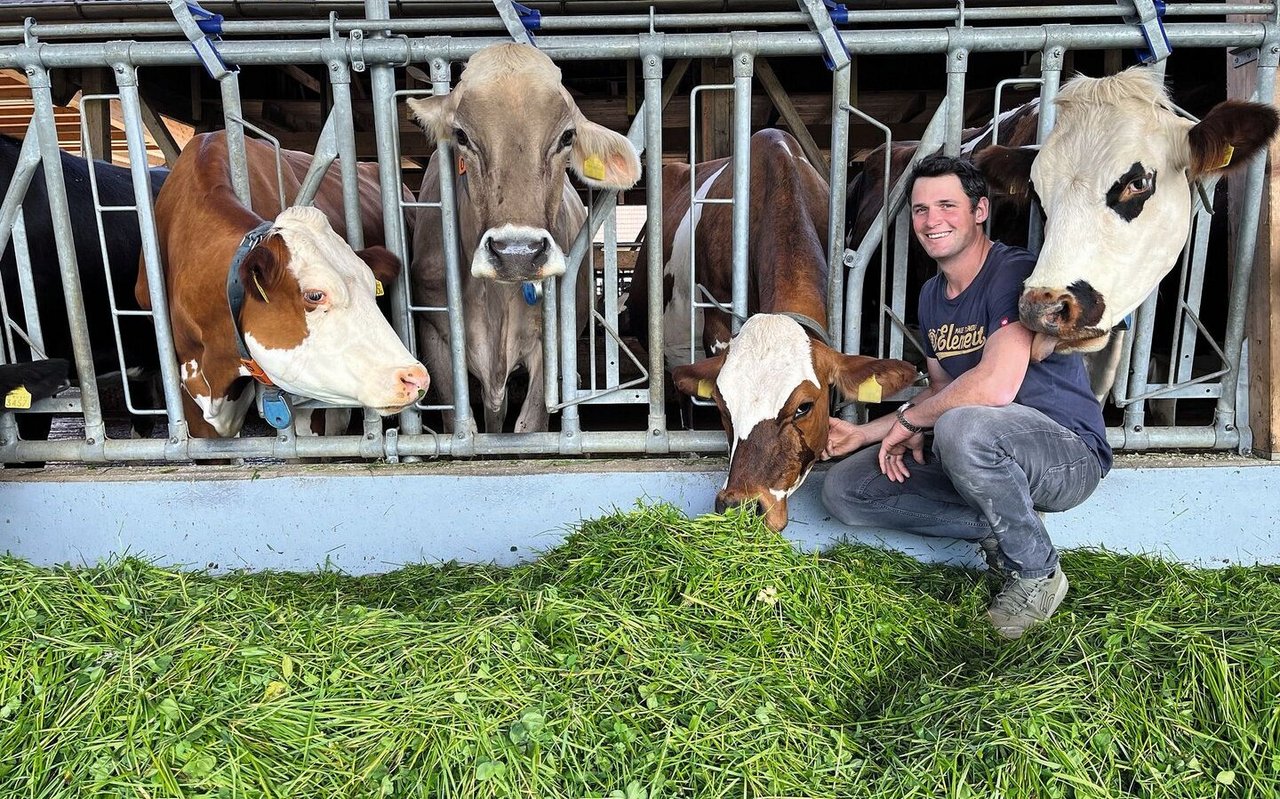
left=662, top=163, right=730, bottom=371
left=717, top=315, right=818, bottom=443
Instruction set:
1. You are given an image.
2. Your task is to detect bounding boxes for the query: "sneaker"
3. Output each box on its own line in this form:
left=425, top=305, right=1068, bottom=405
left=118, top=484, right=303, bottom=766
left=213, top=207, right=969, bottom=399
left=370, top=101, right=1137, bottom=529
left=987, top=568, right=1069, bottom=640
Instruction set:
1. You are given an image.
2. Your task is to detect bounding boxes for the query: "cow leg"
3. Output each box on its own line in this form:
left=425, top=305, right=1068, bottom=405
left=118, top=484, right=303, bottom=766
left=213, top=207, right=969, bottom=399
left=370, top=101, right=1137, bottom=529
left=513, top=349, right=549, bottom=434
left=481, top=381, right=507, bottom=434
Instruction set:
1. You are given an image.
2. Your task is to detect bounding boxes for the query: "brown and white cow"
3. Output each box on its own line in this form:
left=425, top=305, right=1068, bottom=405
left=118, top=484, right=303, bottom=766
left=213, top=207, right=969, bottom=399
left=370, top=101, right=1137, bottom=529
left=662, top=129, right=917, bottom=531
left=136, top=131, right=428, bottom=438
left=978, top=67, right=1279, bottom=354
left=405, top=43, right=641, bottom=433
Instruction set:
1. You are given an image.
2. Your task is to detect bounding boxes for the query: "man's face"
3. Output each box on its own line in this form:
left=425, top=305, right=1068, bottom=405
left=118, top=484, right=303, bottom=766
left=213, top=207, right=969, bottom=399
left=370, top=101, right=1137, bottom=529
left=910, top=174, right=989, bottom=263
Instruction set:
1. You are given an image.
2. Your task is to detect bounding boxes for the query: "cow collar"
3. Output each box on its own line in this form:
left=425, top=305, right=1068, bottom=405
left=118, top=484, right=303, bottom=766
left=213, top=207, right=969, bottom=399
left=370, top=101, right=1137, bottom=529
left=225, top=220, right=276, bottom=382
left=225, top=221, right=296, bottom=430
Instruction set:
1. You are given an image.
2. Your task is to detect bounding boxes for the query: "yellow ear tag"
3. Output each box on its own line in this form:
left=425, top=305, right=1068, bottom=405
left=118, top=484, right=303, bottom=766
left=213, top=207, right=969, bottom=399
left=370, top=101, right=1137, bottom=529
left=374, top=279, right=385, bottom=297
left=5, top=386, right=32, bottom=409
left=1216, top=144, right=1235, bottom=170
left=252, top=274, right=271, bottom=304
left=696, top=379, right=714, bottom=399
left=583, top=154, right=606, bottom=182
left=855, top=376, right=882, bottom=403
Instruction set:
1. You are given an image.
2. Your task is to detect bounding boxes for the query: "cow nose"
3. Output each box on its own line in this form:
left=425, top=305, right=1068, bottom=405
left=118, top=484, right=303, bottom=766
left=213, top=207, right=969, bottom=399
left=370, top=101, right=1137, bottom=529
left=714, top=492, right=766, bottom=518
left=1019, top=288, right=1073, bottom=335
left=397, top=364, right=429, bottom=398
left=486, top=233, right=550, bottom=276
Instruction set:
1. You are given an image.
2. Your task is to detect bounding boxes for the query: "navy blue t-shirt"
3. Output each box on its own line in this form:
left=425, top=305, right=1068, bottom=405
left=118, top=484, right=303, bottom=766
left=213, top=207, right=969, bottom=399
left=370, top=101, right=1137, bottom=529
left=919, top=242, right=1112, bottom=475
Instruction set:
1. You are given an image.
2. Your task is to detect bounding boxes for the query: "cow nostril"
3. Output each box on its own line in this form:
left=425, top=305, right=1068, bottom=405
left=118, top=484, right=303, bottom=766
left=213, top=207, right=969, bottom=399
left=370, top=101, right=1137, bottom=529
left=398, top=365, right=429, bottom=394
left=754, top=500, right=767, bottom=518
left=714, top=494, right=731, bottom=514
left=486, top=237, right=503, bottom=258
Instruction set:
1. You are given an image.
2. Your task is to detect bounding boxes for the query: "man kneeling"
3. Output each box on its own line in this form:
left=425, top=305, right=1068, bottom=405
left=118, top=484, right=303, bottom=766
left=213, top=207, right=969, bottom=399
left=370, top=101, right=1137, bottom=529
left=821, top=155, right=1111, bottom=640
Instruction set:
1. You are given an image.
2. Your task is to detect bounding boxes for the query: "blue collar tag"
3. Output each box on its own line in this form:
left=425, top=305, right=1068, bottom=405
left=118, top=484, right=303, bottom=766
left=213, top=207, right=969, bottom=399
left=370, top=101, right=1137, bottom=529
left=260, top=387, right=293, bottom=430
left=522, top=281, right=543, bottom=305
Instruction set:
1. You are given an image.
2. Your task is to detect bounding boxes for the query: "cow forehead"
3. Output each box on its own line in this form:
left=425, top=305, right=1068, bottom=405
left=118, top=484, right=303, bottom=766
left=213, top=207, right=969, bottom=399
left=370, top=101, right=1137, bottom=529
left=459, top=82, right=571, bottom=136
left=1038, top=111, right=1184, bottom=187
left=271, top=207, right=375, bottom=296
left=718, top=315, right=819, bottom=441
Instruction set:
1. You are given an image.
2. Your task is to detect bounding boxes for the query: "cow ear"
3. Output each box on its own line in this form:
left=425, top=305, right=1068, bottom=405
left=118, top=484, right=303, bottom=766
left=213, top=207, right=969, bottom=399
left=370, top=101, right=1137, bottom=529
left=240, top=241, right=288, bottom=304
left=1187, top=99, right=1280, bottom=178
left=815, top=343, right=918, bottom=403
left=975, top=145, right=1037, bottom=202
left=405, top=95, right=454, bottom=142
left=671, top=354, right=726, bottom=399
left=357, top=245, right=403, bottom=286
left=570, top=118, right=642, bottom=189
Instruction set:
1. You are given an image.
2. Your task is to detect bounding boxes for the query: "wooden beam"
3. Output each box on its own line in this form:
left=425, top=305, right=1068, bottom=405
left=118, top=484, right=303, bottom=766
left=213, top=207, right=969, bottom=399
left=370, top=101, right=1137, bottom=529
left=78, top=67, right=113, bottom=162
left=1233, top=0, right=1280, bottom=456
left=282, top=64, right=323, bottom=96
left=137, top=93, right=185, bottom=166
left=755, top=57, right=829, bottom=174
left=698, top=58, right=733, bottom=161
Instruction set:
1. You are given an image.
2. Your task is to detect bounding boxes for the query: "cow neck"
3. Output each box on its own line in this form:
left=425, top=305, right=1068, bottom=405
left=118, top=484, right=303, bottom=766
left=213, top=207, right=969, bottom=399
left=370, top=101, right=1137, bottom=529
left=225, top=220, right=278, bottom=386
left=776, top=311, right=832, bottom=348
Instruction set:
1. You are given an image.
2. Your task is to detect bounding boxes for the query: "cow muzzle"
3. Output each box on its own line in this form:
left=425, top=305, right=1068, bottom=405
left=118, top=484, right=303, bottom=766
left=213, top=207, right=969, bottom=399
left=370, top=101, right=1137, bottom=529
left=715, top=490, right=789, bottom=532
left=372, top=363, right=430, bottom=415
left=472, top=225, right=565, bottom=282
left=1018, top=280, right=1106, bottom=341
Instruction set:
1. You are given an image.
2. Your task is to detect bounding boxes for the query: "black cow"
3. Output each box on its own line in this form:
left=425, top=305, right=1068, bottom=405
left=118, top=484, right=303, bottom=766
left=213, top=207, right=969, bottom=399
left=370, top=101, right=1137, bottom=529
left=0, top=134, right=167, bottom=440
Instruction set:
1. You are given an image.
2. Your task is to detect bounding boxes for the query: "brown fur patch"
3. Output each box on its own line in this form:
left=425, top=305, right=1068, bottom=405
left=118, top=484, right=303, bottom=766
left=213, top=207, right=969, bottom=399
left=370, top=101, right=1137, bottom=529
left=239, top=235, right=309, bottom=350
left=1188, top=99, right=1280, bottom=177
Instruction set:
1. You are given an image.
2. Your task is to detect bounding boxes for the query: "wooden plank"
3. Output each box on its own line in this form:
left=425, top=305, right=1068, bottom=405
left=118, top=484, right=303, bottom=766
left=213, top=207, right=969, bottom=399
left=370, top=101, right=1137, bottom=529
left=78, top=68, right=114, bottom=162
left=1232, top=0, right=1280, bottom=457
left=698, top=57, right=734, bottom=161
left=137, top=94, right=185, bottom=166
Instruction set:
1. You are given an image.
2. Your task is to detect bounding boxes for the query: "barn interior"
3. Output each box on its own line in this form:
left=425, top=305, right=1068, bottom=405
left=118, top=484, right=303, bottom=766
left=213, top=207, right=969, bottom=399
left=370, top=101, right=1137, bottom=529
left=0, top=0, right=1267, bottom=442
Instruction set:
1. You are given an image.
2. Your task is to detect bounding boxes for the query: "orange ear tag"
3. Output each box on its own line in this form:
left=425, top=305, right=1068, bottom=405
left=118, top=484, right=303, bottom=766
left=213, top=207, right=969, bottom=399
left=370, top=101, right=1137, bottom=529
left=583, top=154, right=606, bottom=182
left=374, top=280, right=385, bottom=297
left=855, top=376, right=883, bottom=403
left=696, top=379, right=714, bottom=399
left=4, top=386, right=32, bottom=409
left=457, top=156, right=466, bottom=175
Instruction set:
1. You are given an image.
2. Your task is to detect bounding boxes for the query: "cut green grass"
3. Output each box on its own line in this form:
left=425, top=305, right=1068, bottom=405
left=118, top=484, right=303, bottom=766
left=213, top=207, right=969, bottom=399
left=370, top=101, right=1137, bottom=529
left=2, top=503, right=1277, bottom=798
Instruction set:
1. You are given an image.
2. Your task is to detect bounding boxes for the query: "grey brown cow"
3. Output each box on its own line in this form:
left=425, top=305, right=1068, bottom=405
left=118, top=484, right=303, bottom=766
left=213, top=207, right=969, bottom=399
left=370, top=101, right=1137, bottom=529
left=406, top=43, right=641, bottom=433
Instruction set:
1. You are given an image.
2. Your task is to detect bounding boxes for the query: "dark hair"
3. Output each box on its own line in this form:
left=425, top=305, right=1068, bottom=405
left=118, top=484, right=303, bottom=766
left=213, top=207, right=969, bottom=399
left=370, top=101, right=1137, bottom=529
left=907, top=153, right=989, bottom=209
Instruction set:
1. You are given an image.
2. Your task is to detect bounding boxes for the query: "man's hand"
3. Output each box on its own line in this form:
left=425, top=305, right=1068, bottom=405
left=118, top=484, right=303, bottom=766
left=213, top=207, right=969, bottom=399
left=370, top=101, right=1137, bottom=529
left=878, top=416, right=926, bottom=482
left=821, top=417, right=867, bottom=460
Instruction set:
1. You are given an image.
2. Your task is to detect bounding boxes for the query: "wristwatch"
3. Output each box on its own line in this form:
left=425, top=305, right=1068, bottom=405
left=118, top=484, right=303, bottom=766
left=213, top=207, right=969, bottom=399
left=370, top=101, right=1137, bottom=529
left=895, top=402, right=928, bottom=435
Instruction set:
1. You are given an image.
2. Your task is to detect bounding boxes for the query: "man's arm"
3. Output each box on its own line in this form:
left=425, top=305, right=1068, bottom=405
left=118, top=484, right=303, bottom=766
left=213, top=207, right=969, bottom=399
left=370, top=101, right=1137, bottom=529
left=900, top=320, right=1033, bottom=428
left=822, top=361, right=948, bottom=461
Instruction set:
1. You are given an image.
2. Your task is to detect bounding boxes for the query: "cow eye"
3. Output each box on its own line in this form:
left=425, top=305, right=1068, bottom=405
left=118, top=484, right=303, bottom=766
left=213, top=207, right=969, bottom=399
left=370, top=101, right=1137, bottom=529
left=559, top=129, right=576, bottom=150
left=793, top=401, right=814, bottom=420
left=303, top=289, right=326, bottom=305
left=453, top=128, right=470, bottom=148
left=1127, top=173, right=1154, bottom=194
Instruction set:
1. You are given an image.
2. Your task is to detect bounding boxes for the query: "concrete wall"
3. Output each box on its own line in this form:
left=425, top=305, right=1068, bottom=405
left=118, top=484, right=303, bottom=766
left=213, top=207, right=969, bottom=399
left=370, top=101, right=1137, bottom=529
left=3, top=454, right=1276, bottom=574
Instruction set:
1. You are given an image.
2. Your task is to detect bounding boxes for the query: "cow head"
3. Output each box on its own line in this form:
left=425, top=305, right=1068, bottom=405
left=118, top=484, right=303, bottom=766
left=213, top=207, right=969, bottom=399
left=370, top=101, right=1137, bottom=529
left=406, top=43, right=641, bottom=283
left=671, top=315, right=917, bottom=531
left=238, top=206, right=428, bottom=412
left=979, top=67, right=1278, bottom=353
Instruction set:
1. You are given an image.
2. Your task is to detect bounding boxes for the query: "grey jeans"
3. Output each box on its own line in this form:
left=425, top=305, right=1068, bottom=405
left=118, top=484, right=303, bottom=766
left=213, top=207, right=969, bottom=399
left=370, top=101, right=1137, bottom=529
left=820, top=404, right=1103, bottom=579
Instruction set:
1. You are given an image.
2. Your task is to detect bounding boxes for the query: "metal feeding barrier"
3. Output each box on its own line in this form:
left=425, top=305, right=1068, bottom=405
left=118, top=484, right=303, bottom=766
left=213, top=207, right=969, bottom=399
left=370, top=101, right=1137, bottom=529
left=0, top=0, right=1275, bottom=464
